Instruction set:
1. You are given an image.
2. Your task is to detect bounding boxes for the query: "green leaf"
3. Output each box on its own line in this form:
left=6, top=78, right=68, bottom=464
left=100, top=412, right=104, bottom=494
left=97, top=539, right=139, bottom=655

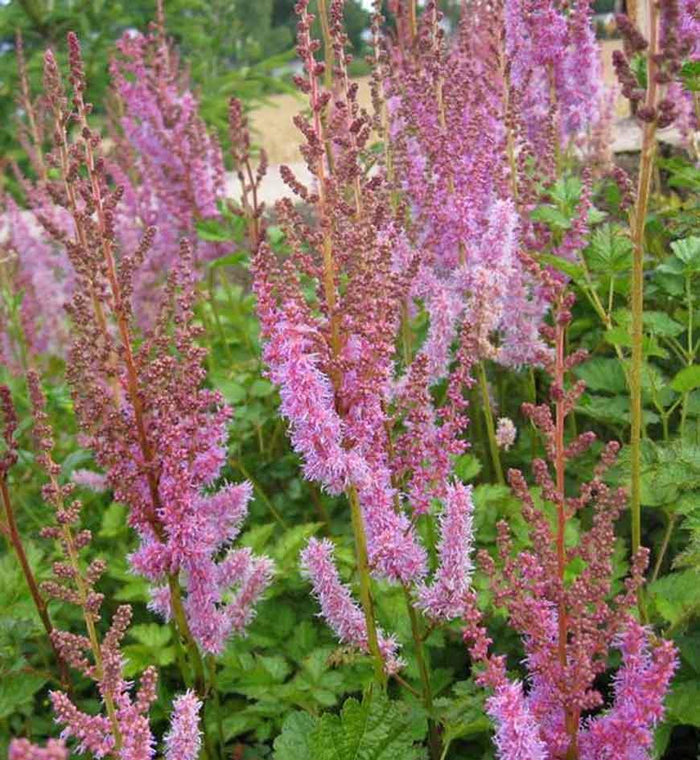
left=585, top=224, right=632, bottom=274
left=435, top=680, right=490, bottom=749
left=537, top=253, right=585, bottom=281
left=211, top=372, right=247, bottom=404
left=670, top=236, right=700, bottom=273
left=531, top=206, right=572, bottom=230
left=129, top=623, right=172, bottom=649
left=308, top=692, right=427, bottom=760
left=453, top=454, right=482, bottom=482
left=549, top=175, right=582, bottom=209
left=681, top=59, right=700, bottom=92
left=274, top=712, right=316, bottom=760
left=99, top=502, right=127, bottom=538
left=249, top=378, right=275, bottom=398
left=576, top=394, right=659, bottom=426
left=666, top=680, right=700, bottom=727
left=208, top=251, right=248, bottom=269
left=643, top=311, right=685, bottom=338
left=0, top=673, right=46, bottom=720
left=196, top=218, right=235, bottom=242
left=604, top=328, right=668, bottom=358
left=670, top=365, right=700, bottom=393
left=574, top=358, right=627, bottom=394
left=648, top=570, right=700, bottom=625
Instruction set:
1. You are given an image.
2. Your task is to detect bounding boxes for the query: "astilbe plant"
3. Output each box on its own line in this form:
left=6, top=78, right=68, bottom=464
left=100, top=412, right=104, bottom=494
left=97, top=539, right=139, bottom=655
left=0, top=385, right=70, bottom=687
left=36, top=32, right=272, bottom=690
left=375, top=0, right=613, bottom=483
left=253, top=1, right=481, bottom=755
left=108, top=4, right=228, bottom=321
left=379, top=0, right=547, bottom=374
left=5, top=372, right=203, bottom=760
left=462, top=278, right=677, bottom=760
left=0, top=32, right=74, bottom=371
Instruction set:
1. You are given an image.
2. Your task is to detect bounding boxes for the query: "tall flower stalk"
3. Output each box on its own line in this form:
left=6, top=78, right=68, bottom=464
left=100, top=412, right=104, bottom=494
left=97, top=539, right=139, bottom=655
left=611, top=0, right=689, bottom=558
left=464, top=278, right=677, bottom=760
left=253, top=4, right=481, bottom=754
left=36, top=33, right=272, bottom=701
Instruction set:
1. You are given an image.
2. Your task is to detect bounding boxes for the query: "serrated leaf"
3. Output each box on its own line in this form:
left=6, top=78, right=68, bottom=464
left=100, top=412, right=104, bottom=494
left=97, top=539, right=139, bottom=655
left=453, top=454, right=482, bottom=482
left=129, top=623, right=172, bottom=649
left=670, top=236, right=700, bottom=272
left=537, top=253, right=584, bottom=281
left=0, top=674, right=46, bottom=719
left=666, top=680, right=700, bottom=727
left=585, top=224, right=632, bottom=274
left=99, top=502, right=127, bottom=538
left=643, top=311, right=685, bottom=338
left=274, top=711, right=316, bottom=760
left=549, top=175, right=582, bottom=208
left=648, top=570, right=700, bottom=625
left=308, top=692, right=427, bottom=760
left=576, top=394, right=659, bottom=426
left=531, top=206, right=572, bottom=230
left=604, top=328, right=668, bottom=358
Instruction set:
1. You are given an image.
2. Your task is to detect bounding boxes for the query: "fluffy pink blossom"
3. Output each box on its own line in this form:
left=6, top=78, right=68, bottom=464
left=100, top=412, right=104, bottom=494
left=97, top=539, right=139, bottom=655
left=416, top=483, right=474, bottom=621
left=259, top=300, right=365, bottom=495
left=70, top=469, right=109, bottom=493
left=49, top=692, right=115, bottom=758
left=8, top=739, right=68, bottom=760
left=487, top=681, right=548, bottom=760
left=496, top=418, right=517, bottom=451
left=164, top=691, right=202, bottom=760
left=109, top=23, right=227, bottom=322
left=578, top=619, right=678, bottom=759
left=300, top=538, right=405, bottom=674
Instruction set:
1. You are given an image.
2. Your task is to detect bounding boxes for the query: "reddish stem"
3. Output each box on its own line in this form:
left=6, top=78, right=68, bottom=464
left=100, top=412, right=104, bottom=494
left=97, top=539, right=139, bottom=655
left=0, top=477, right=71, bottom=689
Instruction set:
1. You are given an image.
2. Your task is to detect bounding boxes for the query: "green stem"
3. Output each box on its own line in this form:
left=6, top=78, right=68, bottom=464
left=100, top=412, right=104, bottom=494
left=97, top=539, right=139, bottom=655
left=167, top=574, right=207, bottom=698
left=207, top=270, right=235, bottom=367
left=629, top=0, right=660, bottom=559
left=347, top=485, right=385, bottom=685
left=403, top=589, right=441, bottom=760
left=477, top=362, right=504, bottom=485
left=233, top=459, right=287, bottom=528
left=651, top=512, right=676, bottom=584
left=208, top=655, right=225, bottom=760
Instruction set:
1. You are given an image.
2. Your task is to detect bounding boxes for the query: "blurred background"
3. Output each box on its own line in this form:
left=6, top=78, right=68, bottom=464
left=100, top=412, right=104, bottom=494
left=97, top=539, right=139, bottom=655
left=0, top=0, right=627, bottom=174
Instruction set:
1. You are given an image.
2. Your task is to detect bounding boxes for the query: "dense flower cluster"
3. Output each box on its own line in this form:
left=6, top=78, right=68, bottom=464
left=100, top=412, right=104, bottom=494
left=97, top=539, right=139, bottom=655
left=109, top=8, right=227, bottom=320
left=0, top=33, right=74, bottom=371
left=252, top=0, right=483, bottom=675
left=35, top=34, right=272, bottom=656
